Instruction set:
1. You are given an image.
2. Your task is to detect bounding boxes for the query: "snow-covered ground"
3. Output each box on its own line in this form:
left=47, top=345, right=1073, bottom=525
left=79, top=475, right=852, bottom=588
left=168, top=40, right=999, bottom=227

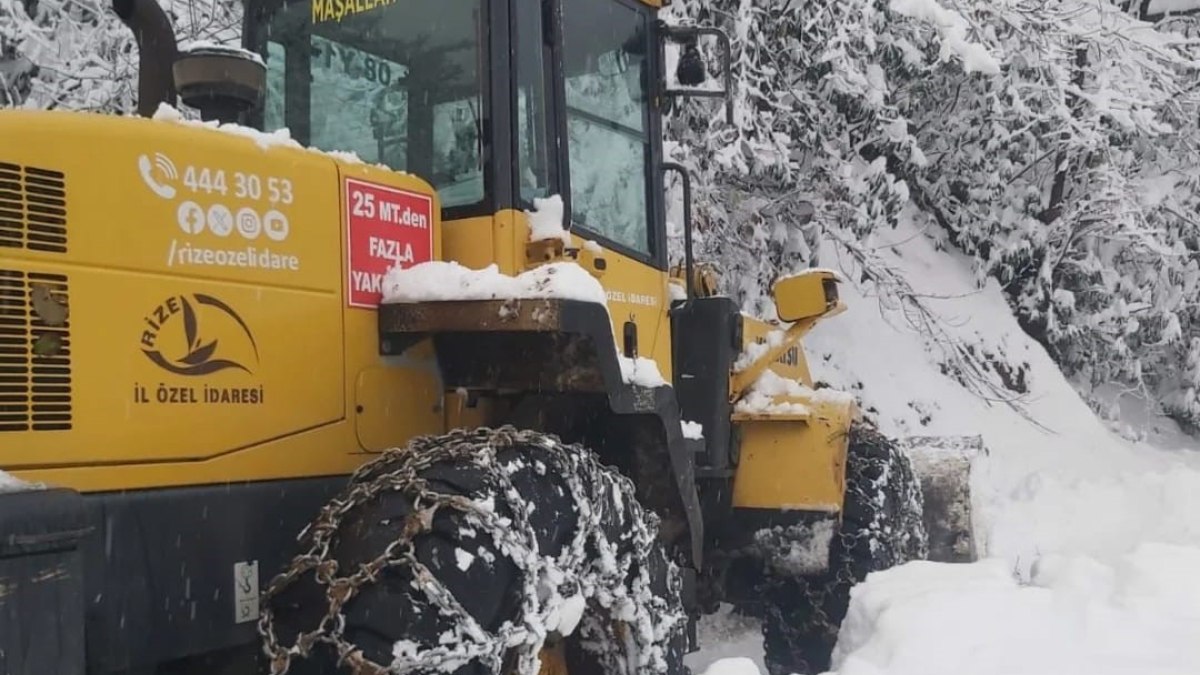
left=685, top=212, right=1200, bottom=675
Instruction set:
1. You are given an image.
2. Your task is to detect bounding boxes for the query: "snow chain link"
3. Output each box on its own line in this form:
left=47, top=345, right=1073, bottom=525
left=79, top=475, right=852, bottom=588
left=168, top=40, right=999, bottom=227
left=257, top=426, right=684, bottom=675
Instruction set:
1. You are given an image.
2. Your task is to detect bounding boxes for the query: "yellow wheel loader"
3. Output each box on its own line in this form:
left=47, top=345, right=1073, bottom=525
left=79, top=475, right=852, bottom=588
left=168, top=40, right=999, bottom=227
left=0, top=0, right=983, bottom=674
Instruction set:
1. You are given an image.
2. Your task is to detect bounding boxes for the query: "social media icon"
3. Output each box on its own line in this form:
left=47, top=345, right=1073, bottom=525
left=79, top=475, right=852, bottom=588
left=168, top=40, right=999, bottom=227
left=236, top=208, right=261, bottom=239
left=263, top=210, right=289, bottom=242
left=207, top=204, right=233, bottom=237
left=177, top=201, right=205, bottom=234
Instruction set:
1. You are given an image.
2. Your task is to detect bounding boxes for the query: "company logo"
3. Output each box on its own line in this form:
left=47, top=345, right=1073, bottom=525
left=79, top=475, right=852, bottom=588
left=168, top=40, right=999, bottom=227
left=140, top=294, right=260, bottom=376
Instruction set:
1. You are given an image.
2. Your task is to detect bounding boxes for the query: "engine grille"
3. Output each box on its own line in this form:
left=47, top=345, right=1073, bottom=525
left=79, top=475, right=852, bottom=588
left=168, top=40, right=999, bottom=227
left=0, top=162, right=68, bottom=253
left=0, top=270, right=72, bottom=432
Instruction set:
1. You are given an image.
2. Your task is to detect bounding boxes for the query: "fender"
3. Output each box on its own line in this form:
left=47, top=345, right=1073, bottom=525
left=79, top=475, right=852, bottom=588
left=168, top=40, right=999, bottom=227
left=378, top=297, right=705, bottom=571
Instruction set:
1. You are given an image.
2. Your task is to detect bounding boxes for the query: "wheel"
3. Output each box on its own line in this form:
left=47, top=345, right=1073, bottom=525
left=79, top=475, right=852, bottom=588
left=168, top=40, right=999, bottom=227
left=258, top=426, right=688, bottom=675
left=759, top=421, right=928, bottom=675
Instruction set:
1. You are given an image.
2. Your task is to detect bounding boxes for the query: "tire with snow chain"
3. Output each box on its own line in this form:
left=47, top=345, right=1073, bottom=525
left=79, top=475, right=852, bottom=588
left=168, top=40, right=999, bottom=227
left=258, top=426, right=688, bottom=675
left=759, top=421, right=928, bottom=675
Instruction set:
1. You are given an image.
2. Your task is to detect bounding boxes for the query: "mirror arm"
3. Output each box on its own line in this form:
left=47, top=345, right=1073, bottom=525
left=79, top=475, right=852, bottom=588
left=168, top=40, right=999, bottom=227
left=662, top=162, right=695, bottom=302
left=660, top=24, right=734, bottom=124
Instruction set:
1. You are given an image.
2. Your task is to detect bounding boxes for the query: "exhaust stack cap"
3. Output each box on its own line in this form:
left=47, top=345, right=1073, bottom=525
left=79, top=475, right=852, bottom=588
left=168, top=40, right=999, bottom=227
left=173, top=43, right=266, bottom=124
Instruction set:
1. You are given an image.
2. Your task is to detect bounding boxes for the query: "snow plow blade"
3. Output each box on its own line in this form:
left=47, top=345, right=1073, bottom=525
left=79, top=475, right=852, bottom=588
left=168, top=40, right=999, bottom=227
left=898, top=435, right=987, bottom=563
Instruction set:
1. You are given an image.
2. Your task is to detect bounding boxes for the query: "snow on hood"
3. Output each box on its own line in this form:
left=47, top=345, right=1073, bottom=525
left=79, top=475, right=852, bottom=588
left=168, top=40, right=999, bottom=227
left=381, top=260, right=609, bottom=307
left=150, top=103, right=391, bottom=169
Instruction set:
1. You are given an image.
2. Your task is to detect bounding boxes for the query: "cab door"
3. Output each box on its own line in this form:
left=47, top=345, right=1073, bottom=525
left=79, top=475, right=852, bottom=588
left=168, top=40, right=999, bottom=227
left=546, top=0, right=674, bottom=376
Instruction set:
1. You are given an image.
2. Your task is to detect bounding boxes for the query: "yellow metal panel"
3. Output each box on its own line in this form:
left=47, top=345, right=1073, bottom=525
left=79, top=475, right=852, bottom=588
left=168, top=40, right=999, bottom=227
left=0, top=110, right=348, bottom=469
left=585, top=244, right=672, bottom=383
left=495, top=209, right=520, bottom=276
left=440, top=211, right=520, bottom=275
left=8, top=422, right=368, bottom=492
left=1, top=110, right=339, bottom=291
left=0, top=110, right=448, bottom=492
left=442, top=215, right=497, bottom=271
left=731, top=396, right=855, bottom=512
left=740, top=314, right=813, bottom=387
left=0, top=265, right=345, bottom=468
left=336, top=159, right=448, bottom=454
left=773, top=270, right=845, bottom=324
left=354, top=359, right=443, bottom=452
left=731, top=419, right=847, bottom=512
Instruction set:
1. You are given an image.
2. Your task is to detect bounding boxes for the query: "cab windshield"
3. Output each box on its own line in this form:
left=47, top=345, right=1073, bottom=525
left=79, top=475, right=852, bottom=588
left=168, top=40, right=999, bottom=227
left=248, top=0, right=485, bottom=211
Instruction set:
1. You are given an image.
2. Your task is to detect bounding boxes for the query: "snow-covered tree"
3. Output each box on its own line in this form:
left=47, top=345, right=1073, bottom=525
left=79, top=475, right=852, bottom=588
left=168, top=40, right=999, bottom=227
left=0, top=0, right=239, bottom=112
left=661, top=0, right=1200, bottom=429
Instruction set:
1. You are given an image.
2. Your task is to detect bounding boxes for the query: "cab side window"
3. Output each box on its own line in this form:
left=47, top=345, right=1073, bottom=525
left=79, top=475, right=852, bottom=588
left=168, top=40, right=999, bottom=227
left=560, top=0, right=652, bottom=256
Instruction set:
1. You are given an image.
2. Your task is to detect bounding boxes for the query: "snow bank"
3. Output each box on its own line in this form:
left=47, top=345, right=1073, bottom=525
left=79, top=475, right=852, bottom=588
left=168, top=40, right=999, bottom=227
left=381, top=261, right=608, bottom=307
left=799, top=214, right=1200, bottom=564
left=776, top=267, right=844, bottom=284
left=1147, top=0, right=1200, bottom=14
left=153, top=102, right=301, bottom=150
left=805, top=215, right=1200, bottom=674
left=831, top=545, right=1200, bottom=675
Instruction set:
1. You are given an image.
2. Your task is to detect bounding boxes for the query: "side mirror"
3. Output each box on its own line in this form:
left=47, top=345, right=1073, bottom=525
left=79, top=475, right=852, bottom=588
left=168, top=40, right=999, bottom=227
left=658, top=23, right=733, bottom=124
left=773, top=270, right=844, bottom=324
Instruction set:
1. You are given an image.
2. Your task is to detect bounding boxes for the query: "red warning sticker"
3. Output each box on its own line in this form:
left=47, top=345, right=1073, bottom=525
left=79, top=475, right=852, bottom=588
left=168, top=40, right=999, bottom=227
left=344, top=177, right=434, bottom=308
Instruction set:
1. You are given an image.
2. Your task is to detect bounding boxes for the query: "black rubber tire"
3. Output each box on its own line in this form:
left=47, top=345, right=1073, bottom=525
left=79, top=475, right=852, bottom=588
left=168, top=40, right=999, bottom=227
left=759, top=421, right=928, bottom=675
left=258, top=427, right=687, bottom=675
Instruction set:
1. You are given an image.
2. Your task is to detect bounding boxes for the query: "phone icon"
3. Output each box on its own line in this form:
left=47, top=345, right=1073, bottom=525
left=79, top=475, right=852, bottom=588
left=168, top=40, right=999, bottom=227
left=138, top=153, right=178, bottom=200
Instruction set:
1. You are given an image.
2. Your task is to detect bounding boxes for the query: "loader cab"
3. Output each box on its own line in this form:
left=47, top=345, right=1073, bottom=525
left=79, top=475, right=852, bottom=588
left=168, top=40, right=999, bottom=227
left=240, top=0, right=679, bottom=269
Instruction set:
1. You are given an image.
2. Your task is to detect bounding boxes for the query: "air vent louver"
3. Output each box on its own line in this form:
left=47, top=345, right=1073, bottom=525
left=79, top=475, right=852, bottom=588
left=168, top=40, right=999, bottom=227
left=0, top=270, right=72, bottom=432
left=0, top=162, right=68, bottom=253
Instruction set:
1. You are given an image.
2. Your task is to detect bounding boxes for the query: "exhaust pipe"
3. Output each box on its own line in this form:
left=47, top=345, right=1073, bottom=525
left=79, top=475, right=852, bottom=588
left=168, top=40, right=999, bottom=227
left=111, top=0, right=178, bottom=117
